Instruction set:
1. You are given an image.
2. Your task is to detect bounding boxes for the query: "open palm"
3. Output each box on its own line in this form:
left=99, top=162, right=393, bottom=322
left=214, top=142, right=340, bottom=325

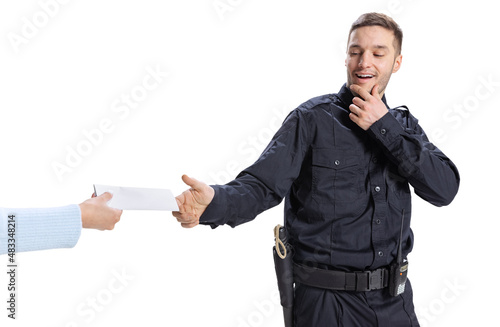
left=172, top=175, right=215, bottom=228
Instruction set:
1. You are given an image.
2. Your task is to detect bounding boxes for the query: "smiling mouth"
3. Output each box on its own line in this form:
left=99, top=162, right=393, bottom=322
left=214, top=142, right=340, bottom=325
left=355, top=74, right=374, bottom=79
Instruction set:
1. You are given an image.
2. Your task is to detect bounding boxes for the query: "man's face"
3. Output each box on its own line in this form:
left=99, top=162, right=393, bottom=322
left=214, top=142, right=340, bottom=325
left=345, top=25, right=402, bottom=98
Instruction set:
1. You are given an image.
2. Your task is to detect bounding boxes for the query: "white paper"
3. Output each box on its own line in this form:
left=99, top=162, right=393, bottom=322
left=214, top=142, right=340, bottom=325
left=93, top=184, right=179, bottom=211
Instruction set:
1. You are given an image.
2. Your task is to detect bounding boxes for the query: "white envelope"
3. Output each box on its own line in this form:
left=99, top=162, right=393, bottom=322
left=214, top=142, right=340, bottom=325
left=93, top=184, right=179, bottom=211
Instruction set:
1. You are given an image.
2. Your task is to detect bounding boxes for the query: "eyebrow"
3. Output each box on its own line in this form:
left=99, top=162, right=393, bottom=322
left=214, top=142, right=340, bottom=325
left=348, top=44, right=389, bottom=50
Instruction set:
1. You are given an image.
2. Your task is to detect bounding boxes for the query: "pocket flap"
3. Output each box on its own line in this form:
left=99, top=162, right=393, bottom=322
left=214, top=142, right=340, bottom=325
left=312, top=148, right=359, bottom=169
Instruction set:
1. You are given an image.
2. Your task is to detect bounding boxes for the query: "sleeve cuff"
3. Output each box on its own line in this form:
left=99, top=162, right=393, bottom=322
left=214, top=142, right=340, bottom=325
left=199, top=186, right=228, bottom=229
left=367, top=112, right=405, bottom=145
left=1, top=204, right=82, bottom=254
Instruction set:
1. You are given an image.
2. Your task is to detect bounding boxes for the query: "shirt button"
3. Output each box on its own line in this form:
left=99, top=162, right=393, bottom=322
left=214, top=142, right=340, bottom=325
left=334, top=160, right=340, bottom=166
left=376, top=219, right=381, bottom=225
left=378, top=251, right=384, bottom=257
left=372, top=157, right=378, bottom=163
left=380, top=128, right=386, bottom=135
left=374, top=186, right=381, bottom=192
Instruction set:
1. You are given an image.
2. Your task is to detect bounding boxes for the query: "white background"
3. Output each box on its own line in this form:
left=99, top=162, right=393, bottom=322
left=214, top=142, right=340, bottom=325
left=0, top=0, right=498, bottom=326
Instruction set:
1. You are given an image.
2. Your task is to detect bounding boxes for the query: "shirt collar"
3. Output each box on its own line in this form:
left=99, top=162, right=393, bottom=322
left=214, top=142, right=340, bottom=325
left=336, top=83, right=389, bottom=109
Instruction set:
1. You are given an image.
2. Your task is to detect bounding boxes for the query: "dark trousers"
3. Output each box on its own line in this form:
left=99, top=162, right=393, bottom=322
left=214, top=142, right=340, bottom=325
left=294, top=279, right=420, bottom=327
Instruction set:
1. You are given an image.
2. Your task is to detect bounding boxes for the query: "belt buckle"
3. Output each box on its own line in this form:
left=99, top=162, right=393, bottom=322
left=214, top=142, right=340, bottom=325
left=367, top=269, right=384, bottom=291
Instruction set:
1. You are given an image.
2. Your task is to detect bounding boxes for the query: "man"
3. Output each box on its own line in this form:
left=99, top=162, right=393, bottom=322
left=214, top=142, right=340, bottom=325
left=173, top=13, right=459, bottom=326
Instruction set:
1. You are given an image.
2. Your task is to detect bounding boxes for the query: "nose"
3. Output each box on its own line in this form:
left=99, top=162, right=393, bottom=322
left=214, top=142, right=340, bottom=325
left=359, top=52, right=373, bottom=68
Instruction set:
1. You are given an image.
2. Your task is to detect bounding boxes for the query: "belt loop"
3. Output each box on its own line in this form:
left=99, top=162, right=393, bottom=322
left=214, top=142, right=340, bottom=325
left=345, top=273, right=356, bottom=291
left=355, top=272, right=369, bottom=292
left=367, top=269, right=384, bottom=291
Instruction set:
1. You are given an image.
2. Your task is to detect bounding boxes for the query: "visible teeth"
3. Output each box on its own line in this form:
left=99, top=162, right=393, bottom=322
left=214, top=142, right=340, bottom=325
left=357, top=74, right=373, bottom=78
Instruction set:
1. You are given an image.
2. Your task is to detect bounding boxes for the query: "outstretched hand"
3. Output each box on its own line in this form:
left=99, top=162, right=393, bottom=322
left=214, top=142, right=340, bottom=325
left=172, top=175, right=215, bottom=228
left=349, top=84, right=389, bottom=130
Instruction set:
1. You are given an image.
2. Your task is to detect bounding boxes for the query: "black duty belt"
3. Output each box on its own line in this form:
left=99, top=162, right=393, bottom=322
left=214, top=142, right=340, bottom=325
left=293, top=263, right=389, bottom=292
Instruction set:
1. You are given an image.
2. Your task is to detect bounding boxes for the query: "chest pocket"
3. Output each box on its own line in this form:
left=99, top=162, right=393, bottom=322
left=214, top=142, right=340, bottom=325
left=312, top=148, right=364, bottom=217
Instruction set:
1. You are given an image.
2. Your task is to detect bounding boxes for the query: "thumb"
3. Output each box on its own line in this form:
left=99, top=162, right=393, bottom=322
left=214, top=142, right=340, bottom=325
left=99, top=192, right=113, bottom=202
left=181, top=174, right=203, bottom=190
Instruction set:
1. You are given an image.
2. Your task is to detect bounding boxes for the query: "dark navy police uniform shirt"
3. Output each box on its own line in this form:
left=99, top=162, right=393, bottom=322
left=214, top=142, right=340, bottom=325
left=200, top=84, right=460, bottom=272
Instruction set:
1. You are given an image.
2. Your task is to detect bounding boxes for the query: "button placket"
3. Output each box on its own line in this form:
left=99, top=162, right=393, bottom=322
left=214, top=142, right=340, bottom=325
left=368, top=147, right=389, bottom=268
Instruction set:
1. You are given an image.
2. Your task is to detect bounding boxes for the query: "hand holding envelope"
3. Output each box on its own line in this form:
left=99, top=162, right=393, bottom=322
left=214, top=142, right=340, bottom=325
left=94, top=184, right=179, bottom=211
left=94, top=175, right=214, bottom=228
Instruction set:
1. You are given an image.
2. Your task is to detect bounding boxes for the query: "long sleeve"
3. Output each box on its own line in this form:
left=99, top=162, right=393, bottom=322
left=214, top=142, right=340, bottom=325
left=0, top=205, right=82, bottom=255
left=200, top=107, right=311, bottom=228
left=368, top=109, right=460, bottom=206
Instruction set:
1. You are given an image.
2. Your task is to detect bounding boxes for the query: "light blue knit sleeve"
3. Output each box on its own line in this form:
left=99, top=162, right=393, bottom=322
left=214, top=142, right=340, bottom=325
left=0, top=205, right=82, bottom=255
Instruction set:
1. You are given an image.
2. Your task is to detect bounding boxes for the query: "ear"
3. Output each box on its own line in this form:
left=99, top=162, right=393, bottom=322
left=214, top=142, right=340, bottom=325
left=392, top=54, right=403, bottom=73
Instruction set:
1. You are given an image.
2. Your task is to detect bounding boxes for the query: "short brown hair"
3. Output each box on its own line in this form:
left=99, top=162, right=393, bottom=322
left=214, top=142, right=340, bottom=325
left=348, top=13, right=403, bottom=55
